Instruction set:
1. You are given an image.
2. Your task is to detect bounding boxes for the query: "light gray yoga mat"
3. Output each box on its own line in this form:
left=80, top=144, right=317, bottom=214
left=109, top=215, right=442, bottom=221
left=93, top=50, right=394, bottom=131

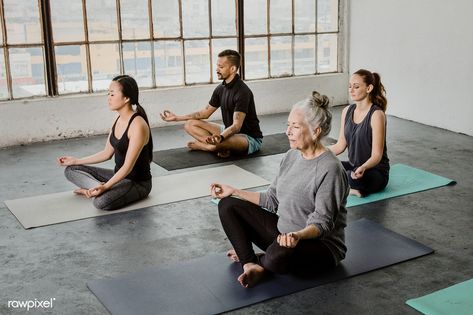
left=5, top=165, right=269, bottom=229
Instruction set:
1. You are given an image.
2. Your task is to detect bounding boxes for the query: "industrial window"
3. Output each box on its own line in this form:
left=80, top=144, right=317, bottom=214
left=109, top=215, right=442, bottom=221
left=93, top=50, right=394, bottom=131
left=0, top=0, right=340, bottom=100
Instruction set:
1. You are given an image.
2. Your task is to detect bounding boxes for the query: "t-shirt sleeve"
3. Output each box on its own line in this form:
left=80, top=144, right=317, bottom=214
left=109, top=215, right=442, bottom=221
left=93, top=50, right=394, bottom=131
left=209, top=86, right=221, bottom=108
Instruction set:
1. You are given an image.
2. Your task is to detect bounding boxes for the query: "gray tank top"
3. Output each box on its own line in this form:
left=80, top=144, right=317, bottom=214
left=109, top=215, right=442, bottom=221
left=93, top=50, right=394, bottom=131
left=344, top=104, right=390, bottom=175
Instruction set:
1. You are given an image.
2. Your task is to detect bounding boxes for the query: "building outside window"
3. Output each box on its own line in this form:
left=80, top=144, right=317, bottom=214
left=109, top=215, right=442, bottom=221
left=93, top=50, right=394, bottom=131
left=0, top=0, right=341, bottom=100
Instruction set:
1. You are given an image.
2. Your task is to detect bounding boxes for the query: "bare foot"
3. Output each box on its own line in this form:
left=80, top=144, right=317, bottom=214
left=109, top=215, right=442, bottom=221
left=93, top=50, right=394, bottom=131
left=217, top=150, right=230, bottom=158
left=73, top=188, right=88, bottom=196
left=237, top=263, right=265, bottom=288
left=349, top=188, right=363, bottom=197
left=187, top=141, right=215, bottom=152
left=226, top=249, right=240, bottom=262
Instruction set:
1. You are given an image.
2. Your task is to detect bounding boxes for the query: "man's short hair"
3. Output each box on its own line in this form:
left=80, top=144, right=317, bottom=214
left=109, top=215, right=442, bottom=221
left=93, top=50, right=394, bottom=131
left=218, top=49, right=241, bottom=69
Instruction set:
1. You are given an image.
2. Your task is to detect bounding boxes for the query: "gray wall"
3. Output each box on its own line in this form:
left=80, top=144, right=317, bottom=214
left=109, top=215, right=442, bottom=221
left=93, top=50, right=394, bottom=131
left=349, top=0, right=473, bottom=136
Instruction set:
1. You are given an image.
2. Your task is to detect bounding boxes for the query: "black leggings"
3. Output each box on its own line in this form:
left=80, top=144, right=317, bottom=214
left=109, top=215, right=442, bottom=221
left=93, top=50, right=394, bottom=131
left=342, top=161, right=388, bottom=196
left=218, top=197, right=335, bottom=275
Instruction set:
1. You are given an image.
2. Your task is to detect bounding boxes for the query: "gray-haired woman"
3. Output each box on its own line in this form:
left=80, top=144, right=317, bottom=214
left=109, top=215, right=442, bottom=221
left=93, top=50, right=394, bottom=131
left=211, top=91, right=349, bottom=288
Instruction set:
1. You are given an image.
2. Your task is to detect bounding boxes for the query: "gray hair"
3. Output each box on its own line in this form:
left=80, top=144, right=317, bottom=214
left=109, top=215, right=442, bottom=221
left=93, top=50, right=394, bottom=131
left=292, top=91, right=332, bottom=139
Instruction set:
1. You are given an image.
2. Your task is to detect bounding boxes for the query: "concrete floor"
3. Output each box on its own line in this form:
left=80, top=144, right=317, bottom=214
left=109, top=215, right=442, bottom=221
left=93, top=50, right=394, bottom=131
left=0, top=106, right=472, bottom=315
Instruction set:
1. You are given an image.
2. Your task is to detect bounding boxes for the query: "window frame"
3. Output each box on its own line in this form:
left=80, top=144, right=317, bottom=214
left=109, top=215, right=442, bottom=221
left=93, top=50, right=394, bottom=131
left=0, top=0, right=342, bottom=100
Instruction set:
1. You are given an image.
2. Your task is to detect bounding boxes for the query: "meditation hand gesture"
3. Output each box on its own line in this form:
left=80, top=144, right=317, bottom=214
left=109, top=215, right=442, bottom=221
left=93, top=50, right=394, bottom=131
left=57, top=156, right=77, bottom=166
left=160, top=110, right=178, bottom=122
left=210, top=183, right=234, bottom=199
left=87, top=183, right=108, bottom=198
left=352, top=165, right=366, bottom=179
left=277, top=232, right=300, bottom=248
left=206, top=134, right=223, bottom=145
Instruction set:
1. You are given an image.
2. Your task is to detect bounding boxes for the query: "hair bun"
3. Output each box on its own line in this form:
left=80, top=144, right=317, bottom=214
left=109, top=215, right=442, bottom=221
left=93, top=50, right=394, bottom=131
left=312, top=91, right=330, bottom=109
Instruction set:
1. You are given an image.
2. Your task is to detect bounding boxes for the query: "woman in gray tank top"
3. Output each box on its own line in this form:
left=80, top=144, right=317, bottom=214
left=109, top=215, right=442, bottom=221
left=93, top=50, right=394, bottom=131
left=330, top=69, right=390, bottom=197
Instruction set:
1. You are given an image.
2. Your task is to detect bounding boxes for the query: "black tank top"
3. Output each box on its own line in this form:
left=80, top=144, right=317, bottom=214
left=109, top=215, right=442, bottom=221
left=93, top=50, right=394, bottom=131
left=110, top=113, right=152, bottom=181
left=344, top=104, right=390, bottom=176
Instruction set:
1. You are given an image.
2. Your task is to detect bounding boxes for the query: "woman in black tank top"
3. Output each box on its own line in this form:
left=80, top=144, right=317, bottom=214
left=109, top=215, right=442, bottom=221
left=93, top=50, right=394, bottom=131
left=329, top=69, right=390, bottom=197
left=57, top=75, right=153, bottom=210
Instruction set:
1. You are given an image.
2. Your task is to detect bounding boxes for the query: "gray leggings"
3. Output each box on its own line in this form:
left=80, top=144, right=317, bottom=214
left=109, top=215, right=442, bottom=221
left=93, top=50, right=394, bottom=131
left=64, top=165, right=152, bottom=211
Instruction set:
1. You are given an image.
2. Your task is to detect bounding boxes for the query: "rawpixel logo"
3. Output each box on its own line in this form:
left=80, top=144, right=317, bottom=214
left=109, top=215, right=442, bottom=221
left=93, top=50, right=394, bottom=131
left=7, top=298, right=55, bottom=311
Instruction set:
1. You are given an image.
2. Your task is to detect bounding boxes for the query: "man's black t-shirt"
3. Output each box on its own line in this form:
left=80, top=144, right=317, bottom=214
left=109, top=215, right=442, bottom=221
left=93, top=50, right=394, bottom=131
left=209, top=74, right=263, bottom=139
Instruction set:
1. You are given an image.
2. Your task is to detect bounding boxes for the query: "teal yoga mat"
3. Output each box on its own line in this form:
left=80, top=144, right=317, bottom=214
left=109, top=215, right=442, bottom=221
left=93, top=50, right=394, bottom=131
left=211, top=164, right=455, bottom=207
left=406, top=278, right=473, bottom=315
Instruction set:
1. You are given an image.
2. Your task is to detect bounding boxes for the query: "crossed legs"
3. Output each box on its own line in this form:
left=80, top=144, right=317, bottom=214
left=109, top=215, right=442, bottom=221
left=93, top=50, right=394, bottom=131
left=184, top=119, right=249, bottom=157
left=218, top=197, right=335, bottom=288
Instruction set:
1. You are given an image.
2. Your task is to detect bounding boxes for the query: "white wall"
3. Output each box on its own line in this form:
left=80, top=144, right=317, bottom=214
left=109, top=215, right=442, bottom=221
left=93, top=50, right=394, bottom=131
left=349, top=0, right=473, bottom=136
left=0, top=74, right=348, bottom=147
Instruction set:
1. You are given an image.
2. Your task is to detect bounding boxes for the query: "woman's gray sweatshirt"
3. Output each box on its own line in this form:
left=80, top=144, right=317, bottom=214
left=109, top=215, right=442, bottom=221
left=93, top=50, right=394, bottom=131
left=259, top=149, right=349, bottom=264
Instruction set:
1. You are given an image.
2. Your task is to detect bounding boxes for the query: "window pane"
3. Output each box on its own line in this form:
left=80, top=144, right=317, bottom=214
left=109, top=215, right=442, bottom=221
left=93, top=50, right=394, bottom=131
left=90, top=43, right=120, bottom=91
left=211, top=38, right=238, bottom=83
left=317, top=34, right=337, bottom=73
left=123, top=42, right=153, bottom=87
left=87, top=0, right=118, bottom=41
left=182, top=0, right=209, bottom=38
left=50, top=0, right=84, bottom=42
left=155, top=40, right=183, bottom=86
left=184, top=40, right=210, bottom=84
left=295, top=0, right=315, bottom=33
left=294, top=35, right=315, bottom=75
left=211, top=0, right=236, bottom=36
left=244, top=0, right=267, bottom=35
left=318, top=0, right=339, bottom=32
left=0, top=49, right=8, bottom=99
left=270, top=0, right=292, bottom=34
left=55, top=45, right=88, bottom=94
left=244, top=37, right=268, bottom=80
left=121, top=0, right=149, bottom=39
left=9, top=47, right=46, bottom=98
left=4, top=0, right=42, bottom=44
left=153, top=0, right=180, bottom=38
left=270, top=36, right=292, bottom=77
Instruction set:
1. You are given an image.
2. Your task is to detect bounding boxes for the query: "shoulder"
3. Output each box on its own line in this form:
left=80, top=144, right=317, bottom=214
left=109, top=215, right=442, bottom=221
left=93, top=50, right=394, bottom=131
left=370, top=108, right=386, bottom=124
left=213, top=84, right=224, bottom=94
left=280, top=149, right=298, bottom=165
left=235, top=79, right=252, bottom=95
left=341, top=104, right=353, bottom=118
left=129, top=115, right=149, bottom=135
left=317, top=151, right=344, bottom=176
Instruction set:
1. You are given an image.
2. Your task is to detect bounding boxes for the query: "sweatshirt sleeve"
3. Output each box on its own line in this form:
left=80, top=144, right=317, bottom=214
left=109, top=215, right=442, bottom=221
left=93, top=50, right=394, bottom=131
left=259, top=176, right=278, bottom=213
left=307, top=160, right=348, bottom=238
left=259, top=151, right=290, bottom=213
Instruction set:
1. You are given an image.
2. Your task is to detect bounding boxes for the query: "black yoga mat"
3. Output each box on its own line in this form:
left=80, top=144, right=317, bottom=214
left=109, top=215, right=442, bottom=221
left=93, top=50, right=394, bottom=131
left=152, top=133, right=336, bottom=171
left=88, top=219, right=433, bottom=315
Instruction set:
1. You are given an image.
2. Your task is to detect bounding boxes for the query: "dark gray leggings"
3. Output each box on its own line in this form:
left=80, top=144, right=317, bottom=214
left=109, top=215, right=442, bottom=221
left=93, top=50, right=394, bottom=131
left=218, top=196, right=335, bottom=275
left=64, top=165, right=152, bottom=211
left=342, top=161, right=388, bottom=196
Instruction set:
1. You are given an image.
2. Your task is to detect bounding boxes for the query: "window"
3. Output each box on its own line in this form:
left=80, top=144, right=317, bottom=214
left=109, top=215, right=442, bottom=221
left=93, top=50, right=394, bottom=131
left=0, top=0, right=341, bottom=100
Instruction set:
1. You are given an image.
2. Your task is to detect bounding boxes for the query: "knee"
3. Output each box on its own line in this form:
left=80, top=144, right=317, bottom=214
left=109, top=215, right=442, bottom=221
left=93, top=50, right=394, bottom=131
left=184, top=119, right=198, bottom=133
left=262, top=250, right=290, bottom=274
left=93, top=197, right=116, bottom=211
left=218, top=197, right=237, bottom=220
left=64, top=165, right=80, bottom=181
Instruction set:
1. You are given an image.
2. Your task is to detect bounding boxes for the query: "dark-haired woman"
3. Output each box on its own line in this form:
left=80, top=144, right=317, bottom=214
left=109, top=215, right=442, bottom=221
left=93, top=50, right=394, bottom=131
left=212, top=92, right=349, bottom=288
left=57, top=75, right=153, bottom=210
left=330, top=69, right=390, bottom=197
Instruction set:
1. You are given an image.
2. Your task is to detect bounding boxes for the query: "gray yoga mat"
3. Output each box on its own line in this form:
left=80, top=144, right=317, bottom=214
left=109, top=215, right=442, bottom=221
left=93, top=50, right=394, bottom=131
left=5, top=165, right=269, bottom=229
left=88, top=219, right=434, bottom=315
left=152, top=133, right=336, bottom=171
